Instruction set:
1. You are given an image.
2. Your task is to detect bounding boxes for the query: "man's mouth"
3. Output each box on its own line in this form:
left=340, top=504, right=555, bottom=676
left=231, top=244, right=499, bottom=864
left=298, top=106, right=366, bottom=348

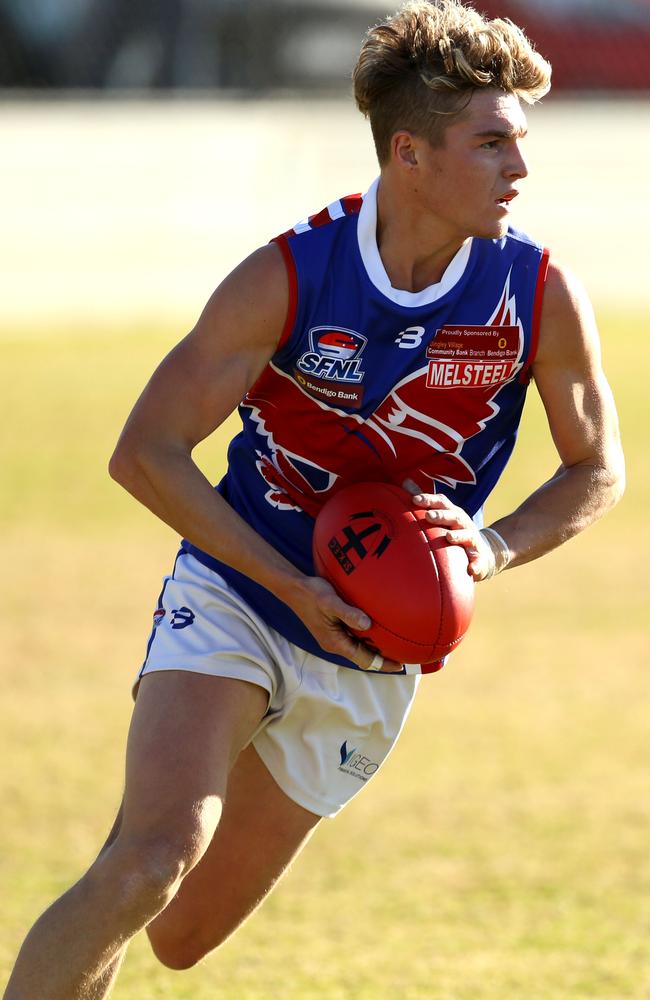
left=496, top=191, right=518, bottom=206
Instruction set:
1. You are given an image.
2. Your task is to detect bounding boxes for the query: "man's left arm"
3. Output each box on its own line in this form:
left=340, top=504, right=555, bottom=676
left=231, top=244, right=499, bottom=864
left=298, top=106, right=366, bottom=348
left=411, top=261, right=626, bottom=578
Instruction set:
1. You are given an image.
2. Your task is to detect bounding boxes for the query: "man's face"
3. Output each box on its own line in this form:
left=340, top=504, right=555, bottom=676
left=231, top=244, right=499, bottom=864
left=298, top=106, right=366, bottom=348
left=411, top=89, right=529, bottom=241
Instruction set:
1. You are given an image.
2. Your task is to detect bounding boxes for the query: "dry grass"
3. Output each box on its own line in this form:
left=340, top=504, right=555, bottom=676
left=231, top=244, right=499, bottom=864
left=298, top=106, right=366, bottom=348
left=2, top=307, right=647, bottom=998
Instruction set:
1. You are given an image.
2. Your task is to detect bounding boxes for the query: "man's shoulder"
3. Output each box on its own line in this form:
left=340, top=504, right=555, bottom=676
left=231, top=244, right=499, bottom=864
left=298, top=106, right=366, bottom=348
left=473, top=226, right=546, bottom=270
left=273, top=193, right=363, bottom=245
left=501, top=225, right=545, bottom=253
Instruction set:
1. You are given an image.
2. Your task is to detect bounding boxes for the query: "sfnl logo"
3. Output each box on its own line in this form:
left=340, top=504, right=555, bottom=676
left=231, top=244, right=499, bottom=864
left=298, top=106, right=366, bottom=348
left=297, top=327, right=367, bottom=382
left=338, top=741, right=379, bottom=782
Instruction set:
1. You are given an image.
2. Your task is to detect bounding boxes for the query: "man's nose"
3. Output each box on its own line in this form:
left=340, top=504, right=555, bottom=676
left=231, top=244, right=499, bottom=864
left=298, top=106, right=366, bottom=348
left=507, top=141, right=529, bottom=180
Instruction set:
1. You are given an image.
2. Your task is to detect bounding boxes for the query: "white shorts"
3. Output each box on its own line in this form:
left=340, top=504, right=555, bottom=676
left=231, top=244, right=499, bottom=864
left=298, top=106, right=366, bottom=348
left=137, top=551, right=420, bottom=817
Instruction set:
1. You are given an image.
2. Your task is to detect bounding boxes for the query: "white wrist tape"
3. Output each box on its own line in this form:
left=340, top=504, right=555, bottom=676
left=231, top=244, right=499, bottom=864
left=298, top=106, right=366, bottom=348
left=479, top=527, right=512, bottom=580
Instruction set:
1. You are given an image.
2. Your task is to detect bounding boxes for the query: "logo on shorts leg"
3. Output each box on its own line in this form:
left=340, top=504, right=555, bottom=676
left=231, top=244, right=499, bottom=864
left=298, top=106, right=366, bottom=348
left=170, top=606, right=196, bottom=629
left=152, top=608, right=166, bottom=628
left=338, top=740, right=379, bottom=782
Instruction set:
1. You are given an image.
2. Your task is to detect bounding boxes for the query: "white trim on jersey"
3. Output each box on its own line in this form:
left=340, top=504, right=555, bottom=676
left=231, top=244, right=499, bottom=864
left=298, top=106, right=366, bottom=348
left=327, top=199, right=345, bottom=220
left=357, top=177, right=473, bottom=308
left=293, top=200, right=345, bottom=233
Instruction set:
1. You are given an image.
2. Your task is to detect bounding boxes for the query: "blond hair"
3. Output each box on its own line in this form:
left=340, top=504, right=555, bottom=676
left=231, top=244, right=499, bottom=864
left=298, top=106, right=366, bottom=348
left=353, top=0, right=551, bottom=163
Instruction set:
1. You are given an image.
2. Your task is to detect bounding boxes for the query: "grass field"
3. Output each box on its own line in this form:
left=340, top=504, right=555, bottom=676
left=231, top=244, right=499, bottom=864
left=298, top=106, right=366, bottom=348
left=2, top=99, right=649, bottom=999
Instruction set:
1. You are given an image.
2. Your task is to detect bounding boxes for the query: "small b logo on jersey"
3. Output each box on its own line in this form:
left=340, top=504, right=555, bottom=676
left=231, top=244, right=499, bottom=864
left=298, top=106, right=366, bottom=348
left=394, top=326, right=426, bottom=350
left=170, top=607, right=195, bottom=629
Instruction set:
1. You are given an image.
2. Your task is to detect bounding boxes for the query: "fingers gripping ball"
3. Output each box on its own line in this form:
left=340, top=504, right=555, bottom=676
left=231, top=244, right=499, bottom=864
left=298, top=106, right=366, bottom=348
left=312, top=482, right=475, bottom=667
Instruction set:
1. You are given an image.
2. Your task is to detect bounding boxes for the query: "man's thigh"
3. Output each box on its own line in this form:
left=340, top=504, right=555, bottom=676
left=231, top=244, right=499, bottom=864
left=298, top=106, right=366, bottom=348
left=120, top=670, right=269, bottom=841
left=146, top=743, right=321, bottom=965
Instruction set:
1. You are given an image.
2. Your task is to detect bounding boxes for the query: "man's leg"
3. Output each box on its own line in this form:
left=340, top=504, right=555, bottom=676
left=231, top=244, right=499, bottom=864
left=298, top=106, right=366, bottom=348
left=147, top=742, right=322, bottom=969
left=3, top=671, right=268, bottom=1000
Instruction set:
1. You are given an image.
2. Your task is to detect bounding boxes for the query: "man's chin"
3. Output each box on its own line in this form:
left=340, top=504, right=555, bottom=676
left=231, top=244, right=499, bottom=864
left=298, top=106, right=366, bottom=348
left=473, top=219, right=510, bottom=240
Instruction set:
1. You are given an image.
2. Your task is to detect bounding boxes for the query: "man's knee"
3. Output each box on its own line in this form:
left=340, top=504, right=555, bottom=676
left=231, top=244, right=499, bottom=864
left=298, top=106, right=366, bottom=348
left=98, top=809, right=219, bottom=916
left=148, top=920, right=226, bottom=971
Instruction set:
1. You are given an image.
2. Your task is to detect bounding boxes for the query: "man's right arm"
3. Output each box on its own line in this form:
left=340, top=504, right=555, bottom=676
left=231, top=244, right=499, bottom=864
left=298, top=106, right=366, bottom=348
left=109, top=244, right=393, bottom=670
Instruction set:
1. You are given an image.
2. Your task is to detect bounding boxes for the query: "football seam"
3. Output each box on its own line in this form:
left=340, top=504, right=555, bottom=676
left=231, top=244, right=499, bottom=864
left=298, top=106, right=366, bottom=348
left=434, top=554, right=447, bottom=648
left=368, top=618, right=466, bottom=653
left=429, top=544, right=471, bottom=653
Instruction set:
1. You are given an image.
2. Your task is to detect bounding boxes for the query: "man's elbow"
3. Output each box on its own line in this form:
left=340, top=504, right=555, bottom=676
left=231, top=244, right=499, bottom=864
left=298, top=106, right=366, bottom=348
left=610, top=463, right=626, bottom=508
left=108, top=438, right=141, bottom=493
left=601, top=452, right=626, bottom=512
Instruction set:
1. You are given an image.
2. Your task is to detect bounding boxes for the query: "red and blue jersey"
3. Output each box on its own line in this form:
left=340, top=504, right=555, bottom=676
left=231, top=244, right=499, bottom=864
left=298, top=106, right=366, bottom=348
left=183, top=179, right=549, bottom=668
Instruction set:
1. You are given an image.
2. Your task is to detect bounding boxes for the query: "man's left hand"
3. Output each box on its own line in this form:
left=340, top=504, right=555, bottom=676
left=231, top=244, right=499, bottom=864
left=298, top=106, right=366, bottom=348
left=408, top=491, right=493, bottom=582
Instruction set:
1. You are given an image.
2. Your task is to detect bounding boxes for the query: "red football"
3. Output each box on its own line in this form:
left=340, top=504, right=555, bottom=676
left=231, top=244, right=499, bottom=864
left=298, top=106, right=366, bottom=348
left=312, top=481, right=475, bottom=670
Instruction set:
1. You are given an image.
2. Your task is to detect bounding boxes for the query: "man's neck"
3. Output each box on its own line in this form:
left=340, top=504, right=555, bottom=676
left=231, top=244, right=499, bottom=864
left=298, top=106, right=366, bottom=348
left=375, top=174, right=468, bottom=293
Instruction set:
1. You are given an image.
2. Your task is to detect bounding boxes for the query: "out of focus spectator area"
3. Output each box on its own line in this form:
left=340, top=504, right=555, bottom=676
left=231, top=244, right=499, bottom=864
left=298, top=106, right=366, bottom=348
left=1, top=0, right=649, bottom=93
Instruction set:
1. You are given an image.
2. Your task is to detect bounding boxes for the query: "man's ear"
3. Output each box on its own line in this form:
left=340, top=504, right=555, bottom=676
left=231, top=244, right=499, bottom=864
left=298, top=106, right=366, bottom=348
left=392, top=130, right=419, bottom=170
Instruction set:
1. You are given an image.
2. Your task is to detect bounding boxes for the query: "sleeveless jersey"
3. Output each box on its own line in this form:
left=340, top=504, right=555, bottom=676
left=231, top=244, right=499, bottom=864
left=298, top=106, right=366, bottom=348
left=183, top=179, right=549, bottom=670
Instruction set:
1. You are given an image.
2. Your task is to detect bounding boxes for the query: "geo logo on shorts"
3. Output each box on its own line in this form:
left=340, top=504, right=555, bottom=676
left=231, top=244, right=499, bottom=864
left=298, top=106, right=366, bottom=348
left=170, top=606, right=196, bottom=629
left=338, top=740, right=379, bottom=781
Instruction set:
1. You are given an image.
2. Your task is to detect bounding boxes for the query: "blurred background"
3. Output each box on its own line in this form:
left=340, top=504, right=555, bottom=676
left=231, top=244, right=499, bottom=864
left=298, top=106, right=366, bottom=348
left=2, top=0, right=650, bottom=91
left=2, top=0, right=650, bottom=334
left=2, top=3, right=649, bottom=999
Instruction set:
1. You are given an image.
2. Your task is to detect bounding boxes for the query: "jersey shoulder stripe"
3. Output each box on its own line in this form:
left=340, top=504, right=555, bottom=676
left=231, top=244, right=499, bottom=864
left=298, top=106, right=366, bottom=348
left=270, top=233, right=299, bottom=351
left=274, top=193, right=362, bottom=240
left=270, top=192, right=362, bottom=348
left=519, top=246, right=550, bottom=383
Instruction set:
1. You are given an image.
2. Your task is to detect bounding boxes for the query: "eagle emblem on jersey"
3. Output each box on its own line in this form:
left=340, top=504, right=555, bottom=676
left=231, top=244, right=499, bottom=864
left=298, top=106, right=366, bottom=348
left=243, top=270, right=525, bottom=515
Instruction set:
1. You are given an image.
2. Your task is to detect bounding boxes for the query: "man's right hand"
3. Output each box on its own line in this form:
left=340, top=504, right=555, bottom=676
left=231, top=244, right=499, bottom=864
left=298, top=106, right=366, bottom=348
left=287, top=575, right=403, bottom=673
